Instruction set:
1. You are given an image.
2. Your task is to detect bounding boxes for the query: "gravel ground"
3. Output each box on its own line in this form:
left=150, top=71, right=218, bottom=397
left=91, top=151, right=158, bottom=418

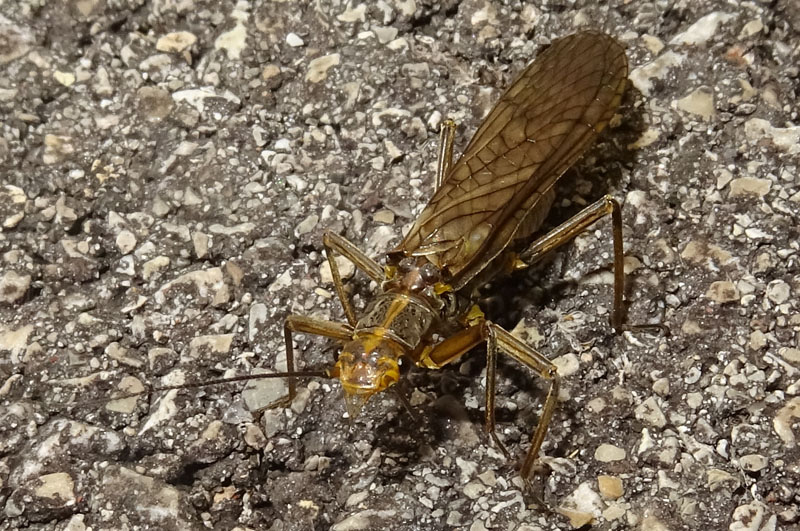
left=1, top=1, right=799, bottom=530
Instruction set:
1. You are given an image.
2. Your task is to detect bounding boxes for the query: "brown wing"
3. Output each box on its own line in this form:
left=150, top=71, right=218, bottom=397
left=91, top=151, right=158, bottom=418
left=391, top=32, right=628, bottom=290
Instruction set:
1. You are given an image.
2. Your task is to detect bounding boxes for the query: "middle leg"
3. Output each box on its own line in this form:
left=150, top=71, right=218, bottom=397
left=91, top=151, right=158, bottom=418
left=483, top=321, right=559, bottom=482
left=418, top=318, right=559, bottom=484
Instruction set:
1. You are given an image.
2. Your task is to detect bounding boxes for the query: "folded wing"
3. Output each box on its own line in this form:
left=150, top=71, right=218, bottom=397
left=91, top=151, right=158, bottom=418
left=392, top=32, right=628, bottom=289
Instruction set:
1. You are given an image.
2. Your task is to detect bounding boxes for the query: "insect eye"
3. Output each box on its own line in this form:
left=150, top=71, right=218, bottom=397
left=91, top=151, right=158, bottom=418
left=419, top=263, right=440, bottom=283
left=398, top=258, right=415, bottom=273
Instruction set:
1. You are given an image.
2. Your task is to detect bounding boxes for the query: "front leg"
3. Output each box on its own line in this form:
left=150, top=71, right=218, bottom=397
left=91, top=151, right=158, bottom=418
left=322, top=231, right=384, bottom=326
left=273, top=315, right=353, bottom=409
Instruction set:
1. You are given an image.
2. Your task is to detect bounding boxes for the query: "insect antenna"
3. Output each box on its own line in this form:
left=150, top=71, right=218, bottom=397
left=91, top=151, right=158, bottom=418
left=54, top=369, right=332, bottom=409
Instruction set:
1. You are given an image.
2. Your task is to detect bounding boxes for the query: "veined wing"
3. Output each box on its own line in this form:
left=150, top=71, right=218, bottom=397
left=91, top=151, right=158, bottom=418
left=391, top=32, right=628, bottom=290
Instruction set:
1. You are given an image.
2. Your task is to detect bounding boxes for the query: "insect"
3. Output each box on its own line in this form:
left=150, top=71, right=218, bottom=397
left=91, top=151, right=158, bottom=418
left=270, top=30, right=631, bottom=485
left=101, top=31, right=633, bottom=487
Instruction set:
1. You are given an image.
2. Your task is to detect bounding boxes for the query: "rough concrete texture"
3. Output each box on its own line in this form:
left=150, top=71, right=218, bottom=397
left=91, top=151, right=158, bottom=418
left=1, top=1, right=798, bottom=530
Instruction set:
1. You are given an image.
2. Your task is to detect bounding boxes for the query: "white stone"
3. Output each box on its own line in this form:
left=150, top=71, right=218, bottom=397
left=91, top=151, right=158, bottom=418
left=558, top=482, right=604, bottom=527
left=306, top=54, right=340, bottom=83
left=552, top=353, right=580, bottom=377
left=705, top=281, right=739, bottom=303
left=286, top=32, right=304, bottom=47
left=670, top=12, right=735, bottom=46
left=337, top=3, right=366, bottom=22
left=215, top=22, right=247, bottom=60
left=594, top=443, right=626, bottom=462
left=116, top=230, right=137, bottom=254
left=629, top=51, right=685, bottom=96
left=156, top=31, right=197, bottom=53
left=730, top=501, right=774, bottom=531
left=296, top=214, right=319, bottom=236
left=319, top=255, right=356, bottom=284
left=34, top=472, right=75, bottom=502
left=766, top=280, right=790, bottom=304
left=635, top=396, right=667, bottom=428
left=773, top=397, right=800, bottom=445
left=675, top=87, right=715, bottom=120
left=745, top=118, right=800, bottom=153
left=729, top=177, right=772, bottom=197
left=0, top=271, right=31, bottom=303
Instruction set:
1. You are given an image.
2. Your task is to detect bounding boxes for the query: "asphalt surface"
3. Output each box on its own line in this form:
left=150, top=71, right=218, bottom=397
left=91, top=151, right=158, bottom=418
left=1, top=1, right=798, bottom=530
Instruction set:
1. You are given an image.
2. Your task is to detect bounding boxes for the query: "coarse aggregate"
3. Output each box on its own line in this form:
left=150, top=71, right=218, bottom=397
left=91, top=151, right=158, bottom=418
left=1, top=1, right=798, bottom=530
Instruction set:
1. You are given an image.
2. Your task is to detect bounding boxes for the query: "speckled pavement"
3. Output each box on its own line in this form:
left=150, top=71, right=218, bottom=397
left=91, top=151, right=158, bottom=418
left=1, top=1, right=798, bottom=530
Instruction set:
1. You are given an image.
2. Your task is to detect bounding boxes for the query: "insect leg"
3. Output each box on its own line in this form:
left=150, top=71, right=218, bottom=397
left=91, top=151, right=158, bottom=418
left=278, top=315, right=353, bottom=408
left=322, top=231, right=384, bottom=326
left=418, top=320, right=559, bottom=484
left=516, top=194, right=626, bottom=332
left=483, top=321, right=559, bottom=483
left=435, top=119, right=456, bottom=191
left=415, top=324, right=484, bottom=369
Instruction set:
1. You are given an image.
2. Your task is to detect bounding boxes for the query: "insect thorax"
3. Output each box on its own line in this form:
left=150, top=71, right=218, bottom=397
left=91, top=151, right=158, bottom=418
left=355, top=292, right=437, bottom=351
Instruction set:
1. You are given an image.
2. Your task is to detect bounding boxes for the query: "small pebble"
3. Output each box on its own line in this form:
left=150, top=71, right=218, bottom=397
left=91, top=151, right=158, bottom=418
left=374, top=26, right=398, bottom=44
left=295, top=213, right=319, bottom=236
left=587, top=397, right=606, bottom=413
left=706, top=281, right=739, bottom=303
left=116, top=230, right=137, bottom=254
left=0, top=271, right=31, bottom=303
left=337, top=3, right=366, bottom=22
left=595, top=443, right=626, bottom=462
left=602, top=504, right=627, bottom=521
left=53, top=71, right=76, bottom=86
left=469, top=521, right=488, bottom=531
left=706, top=468, right=740, bottom=491
left=319, top=256, right=356, bottom=284
left=34, top=472, right=76, bottom=502
left=597, top=475, right=624, bottom=499
left=286, top=32, right=304, bottom=47
left=373, top=209, right=395, bottom=224
left=686, top=392, right=703, bottom=409
left=740, top=18, right=764, bottom=38
left=553, top=353, right=580, bottom=377
left=670, top=12, right=734, bottom=46
left=773, top=397, right=800, bottom=445
left=684, top=366, right=702, bottom=384
left=729, top=177, right=772, bottom=197
left=765, top=280, right=790, bottom=304
left=143, top=256, right=170, bottom=280
left=739, top=454, right=767, bottom=472
left=635, top=396, right=667, bottom=428
left=243, top=423, right=266, bottom=449
left=306, top=54, right=340, bottom=83
left=346, top=491, right=368, bottom=507
left=558, top=482, right=603, bottom=529
left=156, top=31, right=197, bottom=53
left=242, top=369, right=288, bottom=412
left=749, top=330, right=767, bottom=350
left=778, top=347, right=800, bottom=364
left=675, top=87, right=715, bottom=120
left=729, top=501, right=773, bottom=531
left=462, top=480, right=485, bottom=499
left=652, top=377, right=670, bottom=396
